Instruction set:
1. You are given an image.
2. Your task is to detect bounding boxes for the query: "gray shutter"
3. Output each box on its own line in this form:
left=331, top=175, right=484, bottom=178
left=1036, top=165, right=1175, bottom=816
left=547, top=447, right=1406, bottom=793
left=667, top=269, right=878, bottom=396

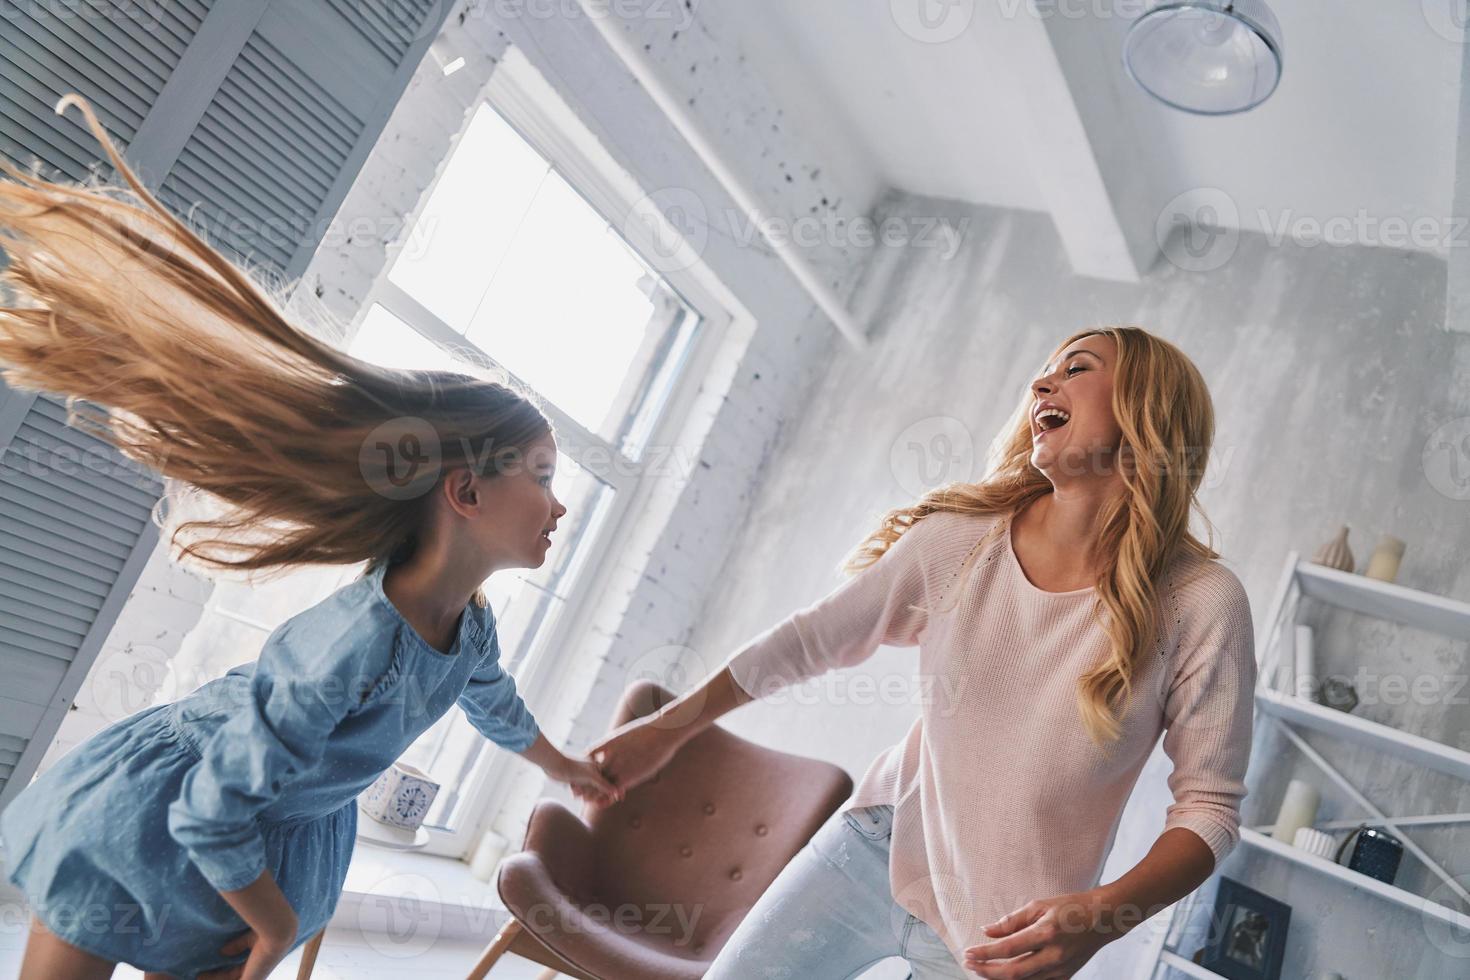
left=149, top=0, right=450, bottom=281
left=0, top=388, right=162, bottom=809
left=0, top=0, right=451, bottom=809
left=0, top=0, right=213, bottom=184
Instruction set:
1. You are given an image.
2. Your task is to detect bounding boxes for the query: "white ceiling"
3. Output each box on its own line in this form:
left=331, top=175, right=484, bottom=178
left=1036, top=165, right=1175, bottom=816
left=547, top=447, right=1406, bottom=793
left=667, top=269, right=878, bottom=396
left=715, top=0, right=1466, bottom=273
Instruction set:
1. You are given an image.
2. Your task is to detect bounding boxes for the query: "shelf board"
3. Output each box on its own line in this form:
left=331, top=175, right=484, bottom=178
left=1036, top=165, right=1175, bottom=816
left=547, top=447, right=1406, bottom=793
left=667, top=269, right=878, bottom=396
left=1238, top=827, right=1470, bottom=931
left=1158, top=950, right=1224, bottom=979
left=1295, top=560, right=1470, bottom=639
left=1254, top=688, right=1470, bottom=781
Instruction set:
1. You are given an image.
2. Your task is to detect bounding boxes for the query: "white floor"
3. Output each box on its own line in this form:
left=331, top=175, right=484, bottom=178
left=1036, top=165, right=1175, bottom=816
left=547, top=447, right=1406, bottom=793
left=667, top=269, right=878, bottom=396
left=0, top=916, right=919, bottom=979
left=0, top=918, right=552, bottom=979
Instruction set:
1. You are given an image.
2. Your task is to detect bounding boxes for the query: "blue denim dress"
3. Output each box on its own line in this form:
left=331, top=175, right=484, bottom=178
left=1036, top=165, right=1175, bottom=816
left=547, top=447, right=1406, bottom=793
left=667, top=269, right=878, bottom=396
left=0, top=560, right=540, bottom=978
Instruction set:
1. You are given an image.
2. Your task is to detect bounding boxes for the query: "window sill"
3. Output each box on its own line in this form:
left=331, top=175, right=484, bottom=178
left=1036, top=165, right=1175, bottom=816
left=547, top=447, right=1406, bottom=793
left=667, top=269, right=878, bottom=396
left=330, top=841, right=511, bottom=943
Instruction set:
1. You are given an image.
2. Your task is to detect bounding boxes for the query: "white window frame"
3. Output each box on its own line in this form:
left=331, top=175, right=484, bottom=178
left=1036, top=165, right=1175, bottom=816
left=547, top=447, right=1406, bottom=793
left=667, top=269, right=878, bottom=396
left=350, top=45, right=740, bottom=858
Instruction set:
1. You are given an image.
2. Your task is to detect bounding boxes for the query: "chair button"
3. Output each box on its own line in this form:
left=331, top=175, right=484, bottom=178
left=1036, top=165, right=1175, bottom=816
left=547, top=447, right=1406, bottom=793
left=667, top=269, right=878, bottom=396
left=754, top=823, right=768, bottom=836
left=629, top=816, right=642, bottom=829
left=729, top=868, right=743, bottom=881
left=679, top=845, right=693, bottom=857
left=703, top=803, right=716, bottom=815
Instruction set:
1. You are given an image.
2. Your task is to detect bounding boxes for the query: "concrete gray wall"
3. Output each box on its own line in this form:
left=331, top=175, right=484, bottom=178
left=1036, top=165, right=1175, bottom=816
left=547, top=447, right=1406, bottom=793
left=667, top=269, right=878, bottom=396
left=688, top=188, right=1470, bottom=978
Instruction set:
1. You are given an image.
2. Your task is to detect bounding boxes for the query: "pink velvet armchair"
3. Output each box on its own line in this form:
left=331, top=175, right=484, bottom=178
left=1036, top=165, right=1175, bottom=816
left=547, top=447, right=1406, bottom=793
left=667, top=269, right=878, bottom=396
left=468, top=680, right=854, bottom=979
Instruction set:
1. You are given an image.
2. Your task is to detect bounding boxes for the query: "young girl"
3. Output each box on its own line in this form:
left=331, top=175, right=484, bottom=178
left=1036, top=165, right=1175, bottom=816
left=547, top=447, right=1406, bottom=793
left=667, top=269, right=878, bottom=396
left=589, top=327, right=1257, bottom=978
left=0, top=96, right=621, bottom=980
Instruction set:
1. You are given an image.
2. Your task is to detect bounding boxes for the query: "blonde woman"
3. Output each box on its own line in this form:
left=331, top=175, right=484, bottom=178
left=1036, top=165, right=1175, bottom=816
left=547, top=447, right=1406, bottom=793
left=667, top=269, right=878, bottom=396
left=591, top=327, right=1257, bottom=979
left=0, top=97, right=621, bottom=979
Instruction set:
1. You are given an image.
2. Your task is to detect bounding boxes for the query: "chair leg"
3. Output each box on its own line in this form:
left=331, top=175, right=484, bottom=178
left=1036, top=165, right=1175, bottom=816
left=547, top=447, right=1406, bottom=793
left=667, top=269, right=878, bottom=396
left=535, top=971, right=560, bottom=980
left=295, top=927, right=325, bottom=980
left=466, top=917, right=523, bottom=980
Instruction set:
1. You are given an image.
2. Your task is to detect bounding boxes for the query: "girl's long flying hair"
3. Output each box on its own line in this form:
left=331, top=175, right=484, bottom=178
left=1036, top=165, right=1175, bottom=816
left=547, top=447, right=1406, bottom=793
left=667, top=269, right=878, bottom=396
left=0, top=95, right=550, bottom=605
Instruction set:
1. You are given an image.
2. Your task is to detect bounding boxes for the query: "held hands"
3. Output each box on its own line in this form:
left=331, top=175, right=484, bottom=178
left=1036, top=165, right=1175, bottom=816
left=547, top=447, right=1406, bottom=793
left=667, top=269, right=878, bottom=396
left=546, top=753, right=623, bottom=808
left=963, top=889, right=1116, bottom=978
left=583, top=714, right=685, bottom=807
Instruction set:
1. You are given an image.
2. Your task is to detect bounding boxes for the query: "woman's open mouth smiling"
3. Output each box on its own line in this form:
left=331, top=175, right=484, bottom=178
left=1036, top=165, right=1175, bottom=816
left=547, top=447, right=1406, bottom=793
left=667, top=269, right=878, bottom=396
left=1034, top=406, right=1071, bottom=438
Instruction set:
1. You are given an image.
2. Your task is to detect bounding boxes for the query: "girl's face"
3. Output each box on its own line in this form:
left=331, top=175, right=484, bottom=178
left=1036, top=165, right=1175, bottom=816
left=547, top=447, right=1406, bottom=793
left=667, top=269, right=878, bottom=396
left=1028, top=334, right=1123, bottom=483
left=469, top=430, right=567, bottom=570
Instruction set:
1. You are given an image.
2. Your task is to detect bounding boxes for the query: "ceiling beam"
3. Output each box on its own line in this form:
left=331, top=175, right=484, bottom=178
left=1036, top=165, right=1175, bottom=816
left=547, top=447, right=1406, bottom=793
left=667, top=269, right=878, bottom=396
left=963, top=4, right=1151, bottom=283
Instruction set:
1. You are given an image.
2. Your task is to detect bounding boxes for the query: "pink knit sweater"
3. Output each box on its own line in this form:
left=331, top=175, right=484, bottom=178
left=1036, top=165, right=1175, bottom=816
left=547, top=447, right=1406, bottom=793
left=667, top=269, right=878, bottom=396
left=725, top=507, right=1256, bottom=964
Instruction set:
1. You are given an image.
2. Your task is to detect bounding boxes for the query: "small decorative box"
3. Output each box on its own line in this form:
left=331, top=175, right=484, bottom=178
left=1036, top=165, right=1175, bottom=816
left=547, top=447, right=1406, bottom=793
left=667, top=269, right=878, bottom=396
left=359, top=762, right=440, bottom=830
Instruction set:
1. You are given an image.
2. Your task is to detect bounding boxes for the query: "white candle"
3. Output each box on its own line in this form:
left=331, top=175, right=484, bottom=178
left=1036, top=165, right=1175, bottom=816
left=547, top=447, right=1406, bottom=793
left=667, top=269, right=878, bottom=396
left=469, top=829, right=510, bottom=883
left=1273, top=778, right=1320, bottom=844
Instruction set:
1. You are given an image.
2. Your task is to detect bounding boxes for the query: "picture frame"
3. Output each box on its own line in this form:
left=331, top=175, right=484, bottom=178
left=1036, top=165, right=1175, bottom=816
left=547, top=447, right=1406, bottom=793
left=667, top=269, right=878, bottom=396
left=1199, top=876, right=1292, bottom=980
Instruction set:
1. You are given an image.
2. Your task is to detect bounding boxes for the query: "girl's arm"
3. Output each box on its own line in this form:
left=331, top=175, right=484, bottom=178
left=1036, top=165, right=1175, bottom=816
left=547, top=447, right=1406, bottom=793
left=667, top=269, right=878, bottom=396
left=213, top=870, right=300, bottom=979
left=166, top=621, right=369, bottom=973
left=457, top=630, right=618, bottom=804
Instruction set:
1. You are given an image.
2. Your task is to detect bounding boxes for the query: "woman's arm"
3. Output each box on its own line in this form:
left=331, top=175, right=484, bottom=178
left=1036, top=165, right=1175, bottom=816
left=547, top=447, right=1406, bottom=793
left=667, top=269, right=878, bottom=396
left=588, top=515, right=959, bottom=797
left=1097, top=568, right=1258, bottom=932
left=588, top=663, right=751, bottom=794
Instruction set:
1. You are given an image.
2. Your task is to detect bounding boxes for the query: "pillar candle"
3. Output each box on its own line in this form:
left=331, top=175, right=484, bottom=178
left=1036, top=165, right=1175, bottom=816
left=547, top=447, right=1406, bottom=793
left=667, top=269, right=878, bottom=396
left=1273, top=778, right=1319, bottom=844
left=1364, top=534, right=1405, bottom=582
left=469, top=829, right=509, bottom=883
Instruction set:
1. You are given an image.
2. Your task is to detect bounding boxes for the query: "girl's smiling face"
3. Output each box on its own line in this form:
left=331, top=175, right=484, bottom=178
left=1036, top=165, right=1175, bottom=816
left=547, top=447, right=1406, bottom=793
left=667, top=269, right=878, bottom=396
left=1028, top=334, right=1123, bottom=483
left=470, top=430, right=567, bottom=570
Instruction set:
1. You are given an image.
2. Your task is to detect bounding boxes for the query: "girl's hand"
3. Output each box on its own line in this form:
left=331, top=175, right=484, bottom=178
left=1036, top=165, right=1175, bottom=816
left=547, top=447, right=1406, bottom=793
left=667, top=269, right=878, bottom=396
left=584, top=715, right=684, bottom=805
left=550, top=754, right=622, bottom=808
left=963, top=890, right=1116, bottom=978
left=197, top=927, right=291, bottom=980
left=211, top=870, right=299, bottom=980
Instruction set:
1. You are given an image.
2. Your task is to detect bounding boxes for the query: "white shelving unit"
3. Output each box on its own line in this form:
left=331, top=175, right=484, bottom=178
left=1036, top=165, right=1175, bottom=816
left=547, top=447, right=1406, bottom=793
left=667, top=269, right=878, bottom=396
left=1139, top=550, right=1470, bottom=979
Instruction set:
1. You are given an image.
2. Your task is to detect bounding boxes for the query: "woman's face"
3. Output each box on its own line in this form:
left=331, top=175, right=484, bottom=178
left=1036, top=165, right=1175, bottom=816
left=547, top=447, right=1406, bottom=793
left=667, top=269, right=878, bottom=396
left=466, top=430, right=567, bottom=570
left=1028, top=334, right=1123, bottom=483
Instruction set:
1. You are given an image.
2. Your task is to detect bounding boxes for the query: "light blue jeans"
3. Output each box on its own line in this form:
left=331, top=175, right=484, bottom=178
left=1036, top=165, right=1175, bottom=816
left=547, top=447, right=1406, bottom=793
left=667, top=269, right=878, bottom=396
left=705, top=803, right=970, bottom=979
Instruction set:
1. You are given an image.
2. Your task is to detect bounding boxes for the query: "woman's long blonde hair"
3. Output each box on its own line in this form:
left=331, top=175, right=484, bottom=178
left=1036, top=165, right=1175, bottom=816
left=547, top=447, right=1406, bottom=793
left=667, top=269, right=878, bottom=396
left=0, top=96, right=550, bottom=605
left=846, top=326, right=1219, bottom=746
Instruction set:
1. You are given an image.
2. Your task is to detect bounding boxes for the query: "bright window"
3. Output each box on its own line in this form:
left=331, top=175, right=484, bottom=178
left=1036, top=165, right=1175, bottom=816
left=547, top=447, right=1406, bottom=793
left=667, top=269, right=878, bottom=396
left=344, top=54, right=706, bottom=847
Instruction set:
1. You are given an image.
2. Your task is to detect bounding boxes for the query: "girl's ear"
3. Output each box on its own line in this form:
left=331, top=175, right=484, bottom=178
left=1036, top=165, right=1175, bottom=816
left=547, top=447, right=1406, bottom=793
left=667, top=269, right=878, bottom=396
left=443, top=467, right=480, bottom=513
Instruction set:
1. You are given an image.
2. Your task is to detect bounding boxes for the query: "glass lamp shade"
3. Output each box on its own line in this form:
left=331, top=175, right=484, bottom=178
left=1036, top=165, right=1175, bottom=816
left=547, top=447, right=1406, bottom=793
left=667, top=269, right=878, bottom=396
left=1123, top=0, right=1283, bottom=114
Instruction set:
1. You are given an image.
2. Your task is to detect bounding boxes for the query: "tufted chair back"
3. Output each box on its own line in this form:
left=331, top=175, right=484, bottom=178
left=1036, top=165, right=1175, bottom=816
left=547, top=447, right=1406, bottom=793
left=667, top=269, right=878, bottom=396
left=495, top=680, right=853, bottom=979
